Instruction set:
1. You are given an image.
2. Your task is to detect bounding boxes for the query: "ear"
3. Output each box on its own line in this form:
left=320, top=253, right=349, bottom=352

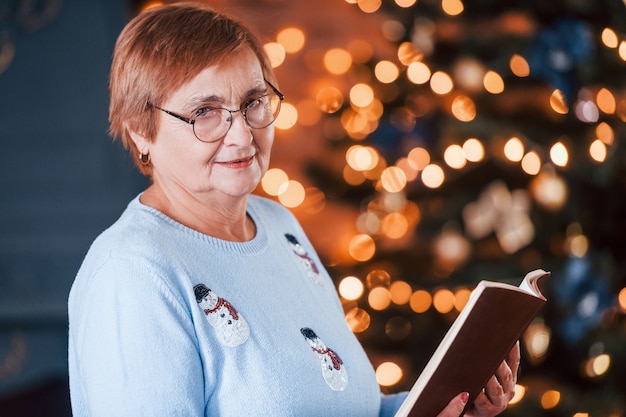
left=126, top=124, right=151, bottom=155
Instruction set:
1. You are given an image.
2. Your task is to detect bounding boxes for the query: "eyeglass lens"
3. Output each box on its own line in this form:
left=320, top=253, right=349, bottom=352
left=193, top=92, right=282, bottom=143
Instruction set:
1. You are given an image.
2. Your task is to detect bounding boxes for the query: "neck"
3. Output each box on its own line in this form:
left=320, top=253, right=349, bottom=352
left=139, top=184, right=256, bottom=242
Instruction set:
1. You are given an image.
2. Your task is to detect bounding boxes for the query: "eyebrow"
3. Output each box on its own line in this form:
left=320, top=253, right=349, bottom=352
left=182, top=84, right=267, bottom=114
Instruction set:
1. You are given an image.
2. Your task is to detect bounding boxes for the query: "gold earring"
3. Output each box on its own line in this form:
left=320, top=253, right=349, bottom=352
left=139, top=152, right=150, bottom=165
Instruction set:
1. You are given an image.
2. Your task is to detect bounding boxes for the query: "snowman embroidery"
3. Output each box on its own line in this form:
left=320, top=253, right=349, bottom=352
left=285, top=233, right=323, bottom=286
left=194, top=284, right=250, bottom=347
left=301, top=327, right=348, bottom=391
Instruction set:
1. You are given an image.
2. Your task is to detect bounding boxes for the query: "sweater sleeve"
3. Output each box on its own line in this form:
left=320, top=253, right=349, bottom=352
left=379, top=391, right=409, bottom=417
left=69, top=254, right=206, bottom=417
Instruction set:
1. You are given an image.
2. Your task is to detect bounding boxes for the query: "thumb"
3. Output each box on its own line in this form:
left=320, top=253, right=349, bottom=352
left=436, top=392, right=470, bottom=417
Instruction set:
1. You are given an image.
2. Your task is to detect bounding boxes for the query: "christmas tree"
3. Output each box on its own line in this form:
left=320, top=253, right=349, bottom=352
left=248, top=0, right=626, bottom=415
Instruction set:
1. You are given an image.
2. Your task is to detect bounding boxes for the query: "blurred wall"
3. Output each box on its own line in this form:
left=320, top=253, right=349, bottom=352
left=0, top=0, right=147, bottom=414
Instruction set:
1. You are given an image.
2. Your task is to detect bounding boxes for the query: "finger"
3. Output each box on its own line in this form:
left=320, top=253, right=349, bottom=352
left=435, top=392, right=470, bottom=417
left=494, top=356, right=516, bottom=399
left=483, top=373, right=507, bottom=408
left=506, top=341, right=521, bottom=378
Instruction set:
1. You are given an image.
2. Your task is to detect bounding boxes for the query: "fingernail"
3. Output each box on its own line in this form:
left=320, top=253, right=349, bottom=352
left=461, top=392, right=470, bottom=405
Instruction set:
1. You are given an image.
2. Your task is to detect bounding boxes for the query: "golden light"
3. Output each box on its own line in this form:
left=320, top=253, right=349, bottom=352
left=450, top=95, right=476, bottom=121
left=347, top=145, right=380, bottom=171
left=350, top=83, right=375, bottom=108
left=582, top=353, right=612, bottom=378
left=390, top=281, right=413, bottom=305
left=366, top=269, right=391, bottom=289
left=430, top=71, right=454, bottom=95
left=343, top=165, right=367, bottom=186
left=397, top=41, right=424, bottom=65
left=442, top=0, right=464, bottom=16
left=407, top=61, right=431, bottom=84
left=276, top=27, right=306, bottom=54
left=349, top=234, right=376, bottom=261
left=567, top=234, right=589, bottom=258
left=503, top=137, right=525, bottom=162
left=443, top=144, right=467, bottom=169
left=540, top=390, right=561, bottom=409
left=357, top=0, right=382, bottom=13
left=345, top=307, right=371, bottom=333
left=483, top=70, right=505, bottom=94
left=596, top=88, right=616, bottom=114
left=550, top=89, right=569, bottom=114
left=453, top=57, right=485, bottom=92
left=296, top=99, right=322, bottom=126
left=375, top=60, right=400, bottom=84
left=589, top=139, right=608, bottom=162
left=433, top=288, right=456, bottom=314
left=509, top=385, right=526, bottom=405
left=395, top=0, right=417, bottom=6
left=463, top=138, right=485, bottom=162
left=521, top=152, right=542, bottom=176
left=277, top=180, right=305, bottom=208
left=573, top=413, right=590, bottom=417
left=408, top=147, right=431, bottom=169
left=339, top=276, right=365, bottom=300
left=421, top=164, right=445, bottom=188
left=341, top=108, right=378, bottom=139
left=376, top=362, right=403, bottom=387
left=410, top=290, right=432, bottom=313
left=433, top=228, right=471, bottom=271
left=549, top=141, right=569, bottom=167
left=324, top=48, right=353, bottom=75
left=381, top=212, right=409, bottom=239
left=357, top=212, right=381, bottom=235
left=597, top=122, right=615, bottom=145
left=316, top=86, right=344, bottom=113
left=274, top=102, right=298, bottom=129
left=261, top=168, right=289, bottom=196
left=618, top=287, right=626, bottom=313
left=369, top=287, right=392, bottom=310
left=395, top=157, right=419, bottom=181
left=382, top=20, right=406, bottom=43
left=510, top=54, right=530, bottom=77
left=592, top=354, right=611, bottom=376
left=347, top=39, right=374, bottom=64
left=523, top=319, right=551, bottom=366
left=615, top=39, right=626, bottom=59
left=530, top=170, right=568, bottom=211
left=601, top=27, right=619, bottom=48
left=263, top=42, right=286, bottom=68
left=454, top=287, right=471, bottom=312
left=380, top=166, right=407, bottom=192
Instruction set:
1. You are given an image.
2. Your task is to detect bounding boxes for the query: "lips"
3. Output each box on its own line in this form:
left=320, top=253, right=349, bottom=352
left=218, top=155, right=255, bottom=167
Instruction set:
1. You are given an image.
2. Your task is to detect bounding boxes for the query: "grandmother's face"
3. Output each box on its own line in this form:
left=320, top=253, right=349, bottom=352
left=142, top=47, right=274, bottom=201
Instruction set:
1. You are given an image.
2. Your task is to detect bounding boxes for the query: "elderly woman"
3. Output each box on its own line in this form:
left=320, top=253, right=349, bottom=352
left=67, top=3, right=519, bottom=416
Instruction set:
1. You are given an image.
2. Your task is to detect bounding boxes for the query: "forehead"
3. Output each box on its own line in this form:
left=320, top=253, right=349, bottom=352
left=167, top=47, right=266, bottom=107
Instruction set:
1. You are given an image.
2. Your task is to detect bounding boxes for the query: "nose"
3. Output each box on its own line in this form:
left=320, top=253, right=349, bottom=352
left=223, top=109, right=253, bottom=145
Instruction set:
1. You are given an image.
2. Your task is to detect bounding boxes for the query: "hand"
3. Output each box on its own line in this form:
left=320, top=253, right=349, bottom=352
left=436, top=342, right=521, bottom=417
left=464, top=341, right=521, bottom=417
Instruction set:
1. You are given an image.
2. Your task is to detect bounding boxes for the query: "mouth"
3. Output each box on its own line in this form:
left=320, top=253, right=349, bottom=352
left=217, top=155, right=255, bottom=168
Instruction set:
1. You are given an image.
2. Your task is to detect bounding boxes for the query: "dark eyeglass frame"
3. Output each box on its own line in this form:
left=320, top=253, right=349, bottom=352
left=149, top=79, right=284, bottom=143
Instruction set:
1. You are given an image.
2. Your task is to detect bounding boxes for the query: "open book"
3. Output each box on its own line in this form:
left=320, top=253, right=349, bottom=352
left=394, top=269, right=550, bottom=417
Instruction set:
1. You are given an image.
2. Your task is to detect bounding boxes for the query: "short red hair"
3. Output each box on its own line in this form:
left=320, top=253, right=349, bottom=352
left=108, top=2, right=276, bottom=175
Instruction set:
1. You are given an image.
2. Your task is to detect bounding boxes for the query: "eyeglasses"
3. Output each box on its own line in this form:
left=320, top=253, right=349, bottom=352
left=151, top=80, right=284, bottom=143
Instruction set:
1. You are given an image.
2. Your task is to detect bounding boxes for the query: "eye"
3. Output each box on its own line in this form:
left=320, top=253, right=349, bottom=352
left=245, top=95, right=268, bottom=110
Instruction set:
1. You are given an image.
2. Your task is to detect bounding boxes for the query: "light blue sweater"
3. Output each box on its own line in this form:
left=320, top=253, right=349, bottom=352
left=68, top=194, right=407, bottom=416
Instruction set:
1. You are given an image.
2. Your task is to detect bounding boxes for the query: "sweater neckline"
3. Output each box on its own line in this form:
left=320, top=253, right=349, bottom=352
left=129, top=194, right=270, bottom=255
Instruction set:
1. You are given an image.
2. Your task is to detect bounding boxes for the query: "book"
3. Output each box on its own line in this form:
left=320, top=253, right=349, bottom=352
left=394, top=269, right=550, bottom=417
